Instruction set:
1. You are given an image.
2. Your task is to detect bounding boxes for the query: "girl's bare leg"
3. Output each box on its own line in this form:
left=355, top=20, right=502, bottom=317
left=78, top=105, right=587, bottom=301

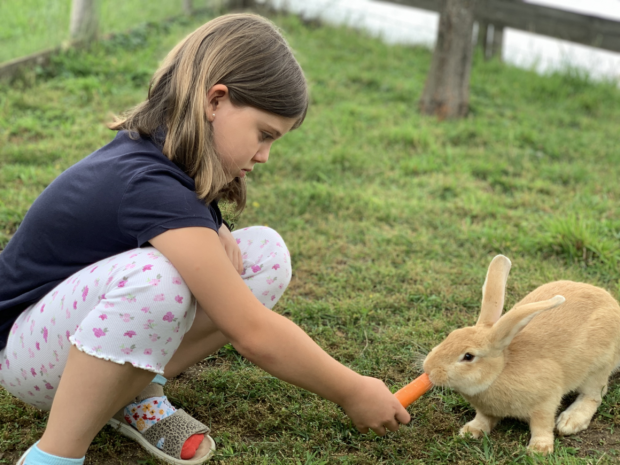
left=162, top=306, right=229, bottom=458
left=163, top=306, right=228, bottom=379
left=37, top=346, right=155, bottom=458
left=36, top=307, right=226, bottom=459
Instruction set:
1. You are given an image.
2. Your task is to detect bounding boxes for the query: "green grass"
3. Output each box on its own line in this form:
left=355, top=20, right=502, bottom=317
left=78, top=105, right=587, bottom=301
left=2, top=6, right=620, bottom=464
left=0, top=0, right=206, bottom=63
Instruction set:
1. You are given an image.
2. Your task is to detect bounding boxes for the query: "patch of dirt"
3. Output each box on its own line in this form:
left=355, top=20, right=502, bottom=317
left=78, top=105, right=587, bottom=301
left=559, top=420, right=620, bottom=458
left=175, top=361, right=208, bottom=380
left=557, top=374, right=620, bottom=457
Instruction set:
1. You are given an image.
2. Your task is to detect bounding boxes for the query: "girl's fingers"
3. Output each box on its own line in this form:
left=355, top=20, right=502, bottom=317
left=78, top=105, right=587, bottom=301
left=372, top=425, right=387, bottom=436
left=385, top=420, right=400, bottom=432
left=223, top=242, right=242, bottom=274
left=395, top=406, right=411, bottom=425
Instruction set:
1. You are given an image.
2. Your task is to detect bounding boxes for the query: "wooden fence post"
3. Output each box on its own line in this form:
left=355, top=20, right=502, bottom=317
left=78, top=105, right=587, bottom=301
left=419, top=0, right=476, bottom=119
left=490, top=24, right=504, bottom=60
left=226, top=0, right=255, bottom=9
left=477, top=21, right=503, bottom=60
left=477, top=20, right=489, bottom=58
left=184, top=0, right=193, bottom=15
left=477, top=0, right=518, bottom=60
left=70, top=0, right=100, bottom=43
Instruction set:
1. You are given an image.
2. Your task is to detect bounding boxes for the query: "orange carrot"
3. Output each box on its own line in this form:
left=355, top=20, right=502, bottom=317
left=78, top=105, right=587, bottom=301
left=394, top=373, right=433, bottom=408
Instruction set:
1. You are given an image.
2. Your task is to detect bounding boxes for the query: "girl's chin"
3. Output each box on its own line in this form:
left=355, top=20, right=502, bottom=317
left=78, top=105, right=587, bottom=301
left=227, top=173, right=244, bottom=182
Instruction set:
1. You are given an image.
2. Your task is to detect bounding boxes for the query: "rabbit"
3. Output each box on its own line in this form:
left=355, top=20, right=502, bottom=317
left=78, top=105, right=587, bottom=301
left=422, top=255, right=620, bottom=454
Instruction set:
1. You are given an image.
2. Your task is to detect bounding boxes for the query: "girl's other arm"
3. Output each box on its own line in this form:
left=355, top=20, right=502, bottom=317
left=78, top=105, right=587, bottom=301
left=217, top=222, right=243, bottom=274
left=150, top=227, right=410, bottom=435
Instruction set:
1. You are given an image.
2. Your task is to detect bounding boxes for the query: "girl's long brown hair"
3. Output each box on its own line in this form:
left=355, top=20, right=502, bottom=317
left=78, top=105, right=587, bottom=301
left=109, top=13, right=308, bottom=212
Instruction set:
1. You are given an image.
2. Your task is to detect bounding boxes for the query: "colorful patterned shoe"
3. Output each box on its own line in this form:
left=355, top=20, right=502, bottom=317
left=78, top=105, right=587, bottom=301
left=107, top=383, right=215, bottom=465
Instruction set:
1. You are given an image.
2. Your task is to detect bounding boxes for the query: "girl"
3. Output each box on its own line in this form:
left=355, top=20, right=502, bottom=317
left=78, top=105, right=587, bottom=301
left=0, top=13, right=410, bottom=465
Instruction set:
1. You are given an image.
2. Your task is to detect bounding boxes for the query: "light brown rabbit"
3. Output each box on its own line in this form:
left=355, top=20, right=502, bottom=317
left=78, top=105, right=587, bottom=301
left=423, top=255, right=620, bottom=454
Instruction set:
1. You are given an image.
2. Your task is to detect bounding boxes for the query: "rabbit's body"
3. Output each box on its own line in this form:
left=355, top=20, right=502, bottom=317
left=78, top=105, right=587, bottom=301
left=423, top=258, right=620, bottom=454
left=467, top=281, right=620, bottom=418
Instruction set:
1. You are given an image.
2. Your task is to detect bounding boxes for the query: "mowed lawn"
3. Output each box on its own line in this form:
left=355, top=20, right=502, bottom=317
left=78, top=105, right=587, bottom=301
left=1, top=8, right=620, bottom=465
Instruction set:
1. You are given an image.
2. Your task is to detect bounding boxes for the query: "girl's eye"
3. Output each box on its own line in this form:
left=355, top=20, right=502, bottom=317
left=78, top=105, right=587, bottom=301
left=260, top=132, right=273, bottom=141
left=461, top=353, right=475, bottom=362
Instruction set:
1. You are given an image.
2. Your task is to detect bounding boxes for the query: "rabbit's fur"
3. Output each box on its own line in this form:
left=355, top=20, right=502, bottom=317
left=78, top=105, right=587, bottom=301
left=423, top=255, right=620, bottom=454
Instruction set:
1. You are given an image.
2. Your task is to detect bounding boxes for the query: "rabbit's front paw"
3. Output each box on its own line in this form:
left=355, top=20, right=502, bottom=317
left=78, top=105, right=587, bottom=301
left=527, top=436, right=554, bottom=455
left=556, top=409, right=592, bottom=436
left=459, top=422, right=485, bottom=439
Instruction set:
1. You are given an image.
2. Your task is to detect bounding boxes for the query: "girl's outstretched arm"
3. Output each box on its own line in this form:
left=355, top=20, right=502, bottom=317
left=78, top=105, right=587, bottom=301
left=150, top=227, right=410, bottom=435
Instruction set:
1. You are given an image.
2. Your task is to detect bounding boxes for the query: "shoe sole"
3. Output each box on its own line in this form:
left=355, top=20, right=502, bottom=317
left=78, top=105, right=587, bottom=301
left=16, top=445, right=34, bottom=465
left=107, top=417, right=216, bottom=464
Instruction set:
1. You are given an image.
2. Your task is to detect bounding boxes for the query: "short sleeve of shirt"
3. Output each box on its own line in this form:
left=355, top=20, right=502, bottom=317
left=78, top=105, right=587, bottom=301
left=118, top=168, right=218, bottom=247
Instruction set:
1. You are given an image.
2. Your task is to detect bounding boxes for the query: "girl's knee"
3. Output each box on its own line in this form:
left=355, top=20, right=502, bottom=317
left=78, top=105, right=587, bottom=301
left=237, top=227, right=291, bottom=280
left=233, top=227, right=292, bottom=307
left=261, top=227, right=292, bottom=284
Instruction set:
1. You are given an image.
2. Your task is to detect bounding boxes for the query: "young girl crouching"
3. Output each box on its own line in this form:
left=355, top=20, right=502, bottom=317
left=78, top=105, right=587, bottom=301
left=0, top=13, right=410, bottom=465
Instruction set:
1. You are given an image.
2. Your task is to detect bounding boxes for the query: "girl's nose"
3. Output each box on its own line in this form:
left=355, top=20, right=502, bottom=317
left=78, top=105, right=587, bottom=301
left=254, top=146, right=270, bottom=164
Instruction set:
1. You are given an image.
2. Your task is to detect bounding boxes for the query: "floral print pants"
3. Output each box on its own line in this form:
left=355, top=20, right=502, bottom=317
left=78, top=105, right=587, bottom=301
left=0, top=226, right=291, bottom=411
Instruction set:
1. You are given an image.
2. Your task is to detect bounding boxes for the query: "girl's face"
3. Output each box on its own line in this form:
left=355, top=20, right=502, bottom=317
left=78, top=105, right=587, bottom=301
left=208, top=85, right=298, bottom=181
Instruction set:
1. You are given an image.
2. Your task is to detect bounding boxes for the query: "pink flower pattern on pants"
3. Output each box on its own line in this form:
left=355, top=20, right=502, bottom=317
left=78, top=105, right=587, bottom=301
left=0, top=226, right=291, bottom=410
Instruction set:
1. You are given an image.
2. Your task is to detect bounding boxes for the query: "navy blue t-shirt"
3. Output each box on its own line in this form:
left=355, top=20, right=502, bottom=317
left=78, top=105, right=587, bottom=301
left=0, top=131, right=222, bottom=350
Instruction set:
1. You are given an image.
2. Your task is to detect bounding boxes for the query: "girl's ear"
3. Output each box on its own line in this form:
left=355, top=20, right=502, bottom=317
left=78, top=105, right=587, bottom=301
left=476, top=255, right=512, bottom=327
left=488, top=295, right=565, bottom=352
left=206, top=84, right=229, bottom=120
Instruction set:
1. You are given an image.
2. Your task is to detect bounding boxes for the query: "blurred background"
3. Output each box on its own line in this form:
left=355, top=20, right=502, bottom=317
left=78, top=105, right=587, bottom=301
left=265, top=0, right=620, bottom=81
left=2, top=0, right=620, bottom=81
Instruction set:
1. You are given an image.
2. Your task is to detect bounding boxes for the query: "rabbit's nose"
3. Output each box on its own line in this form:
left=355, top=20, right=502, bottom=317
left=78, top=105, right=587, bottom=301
left=428, top=368, right=448, bottom=386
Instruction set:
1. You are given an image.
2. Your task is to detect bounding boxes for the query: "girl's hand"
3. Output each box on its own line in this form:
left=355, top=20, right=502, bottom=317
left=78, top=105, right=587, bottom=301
left=340, top=376, right=411, bottom=436
left=218, top=224, right=243, bottom=274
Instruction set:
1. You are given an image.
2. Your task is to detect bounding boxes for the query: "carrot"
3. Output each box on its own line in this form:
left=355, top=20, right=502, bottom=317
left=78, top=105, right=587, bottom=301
left=394, top=373, right=433, bottom=408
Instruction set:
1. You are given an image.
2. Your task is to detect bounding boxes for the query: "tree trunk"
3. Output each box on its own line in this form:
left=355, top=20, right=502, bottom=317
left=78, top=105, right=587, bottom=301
left=69, top=0, right=100, bottom=43
left=419, top=0, right=476, bottom=119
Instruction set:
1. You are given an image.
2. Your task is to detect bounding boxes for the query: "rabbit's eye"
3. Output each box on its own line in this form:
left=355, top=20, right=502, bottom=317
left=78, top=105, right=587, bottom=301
left=462, top=353, right=475, bottom=362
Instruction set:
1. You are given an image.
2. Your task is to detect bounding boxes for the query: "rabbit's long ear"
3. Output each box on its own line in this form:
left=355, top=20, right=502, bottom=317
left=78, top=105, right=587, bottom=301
left=488, top=295, right=565, bottom=352
left=476, top=255, right=512, bottom=327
